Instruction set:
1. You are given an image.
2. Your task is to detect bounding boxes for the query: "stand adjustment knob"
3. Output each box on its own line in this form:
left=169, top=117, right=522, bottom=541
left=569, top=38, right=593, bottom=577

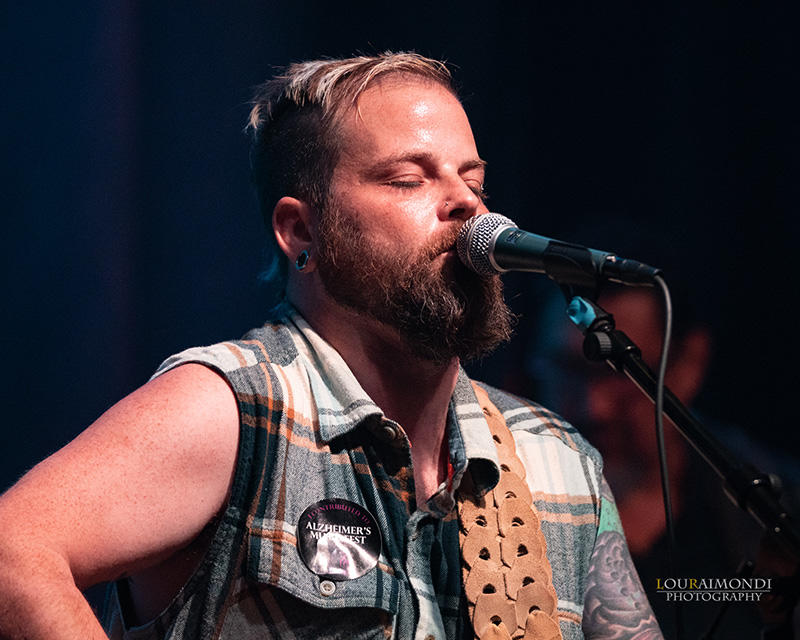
left=583, top=331, right=613, bottom=361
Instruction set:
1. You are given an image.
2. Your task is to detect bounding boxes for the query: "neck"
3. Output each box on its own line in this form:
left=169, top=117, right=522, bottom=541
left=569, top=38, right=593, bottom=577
left=291, top=285, right=458, bottom=506
left=295, top=289, right=459, bottom=433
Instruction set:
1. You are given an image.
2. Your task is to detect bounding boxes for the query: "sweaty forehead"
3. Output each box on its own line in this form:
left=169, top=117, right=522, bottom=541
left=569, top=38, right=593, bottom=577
left=358, top=76, right=462, bottom=121
left=333, top=76, right=476, bottom=165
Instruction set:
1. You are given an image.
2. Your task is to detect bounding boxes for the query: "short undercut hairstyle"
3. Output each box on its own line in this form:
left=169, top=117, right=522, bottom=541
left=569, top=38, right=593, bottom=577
left=247, top=52, right=457, bottom=296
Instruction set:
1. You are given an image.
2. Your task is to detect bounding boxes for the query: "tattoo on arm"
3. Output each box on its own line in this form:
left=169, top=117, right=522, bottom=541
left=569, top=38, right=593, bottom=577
left=582, top=530, right=664, bottom=639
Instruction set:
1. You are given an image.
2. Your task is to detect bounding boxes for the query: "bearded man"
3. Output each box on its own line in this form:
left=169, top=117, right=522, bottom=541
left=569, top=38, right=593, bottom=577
left=0, top=53, right=663, bottom=640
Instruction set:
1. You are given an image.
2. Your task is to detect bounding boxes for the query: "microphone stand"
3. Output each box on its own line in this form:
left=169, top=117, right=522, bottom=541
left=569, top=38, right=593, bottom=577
left=565, top=294, right=800, bottom=634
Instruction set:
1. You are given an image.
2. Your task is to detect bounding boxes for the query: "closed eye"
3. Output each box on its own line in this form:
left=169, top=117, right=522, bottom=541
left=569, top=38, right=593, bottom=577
left=387, top=180, right=423, bottom=189
left=469, top=183, right=489, bottom=202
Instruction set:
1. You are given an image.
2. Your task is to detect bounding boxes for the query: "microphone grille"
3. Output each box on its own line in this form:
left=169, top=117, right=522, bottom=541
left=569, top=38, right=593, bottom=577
left=456, top=213, right=516, bottom=275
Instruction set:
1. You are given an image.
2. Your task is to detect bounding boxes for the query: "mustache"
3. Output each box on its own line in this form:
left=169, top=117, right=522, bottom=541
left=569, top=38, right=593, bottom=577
left=424, top=224, right=463, bottom=260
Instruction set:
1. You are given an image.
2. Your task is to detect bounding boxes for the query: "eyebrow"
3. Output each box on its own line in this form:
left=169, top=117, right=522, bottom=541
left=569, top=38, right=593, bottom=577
left=362, top=152, right=487, bottom=178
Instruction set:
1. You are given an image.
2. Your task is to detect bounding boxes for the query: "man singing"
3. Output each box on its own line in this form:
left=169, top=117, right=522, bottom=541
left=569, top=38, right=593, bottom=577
left=0, top=53, right=662, bottom=639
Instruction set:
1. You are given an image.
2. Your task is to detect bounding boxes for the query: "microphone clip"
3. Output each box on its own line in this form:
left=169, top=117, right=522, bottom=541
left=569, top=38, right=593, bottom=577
left=542, top=241, right=603, bottom=302
left=565, top=296, right=642, bottom=366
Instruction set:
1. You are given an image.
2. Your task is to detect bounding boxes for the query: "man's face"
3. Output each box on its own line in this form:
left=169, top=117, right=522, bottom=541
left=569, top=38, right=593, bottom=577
left=315, top=76, right=514, bottom=363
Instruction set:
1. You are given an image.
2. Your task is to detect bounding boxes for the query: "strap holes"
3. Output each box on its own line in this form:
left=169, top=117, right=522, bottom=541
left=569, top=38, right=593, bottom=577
left=516, top=544, right=528, bottom=557
left=475, top=515, right=487, bottom=527
left=512, top=516, right=524, bottom=526
left=492, top=434, right=501, bottom=443
left=505, top=490, right=517, bottom=499
left=490, top=616, right=503, bottom=625
left=522, top=576, right=535, bottom=586
left=479, top=547, right=491, bottom=560
left=529, top=605, right=540, bottom=613
left=500, top=464, right=510, bottom=472
left=482, top=584, right=496, bottom=594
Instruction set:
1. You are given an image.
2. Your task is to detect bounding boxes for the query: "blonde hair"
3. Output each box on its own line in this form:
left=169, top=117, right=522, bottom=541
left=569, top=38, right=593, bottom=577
left=248, top=52, right=452, bottom=131
left=247, top=52, right=457, bottom=297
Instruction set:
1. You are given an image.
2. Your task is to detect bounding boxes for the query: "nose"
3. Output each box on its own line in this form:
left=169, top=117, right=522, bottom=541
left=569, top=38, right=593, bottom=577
left=438, top=177, right=485, bottom=222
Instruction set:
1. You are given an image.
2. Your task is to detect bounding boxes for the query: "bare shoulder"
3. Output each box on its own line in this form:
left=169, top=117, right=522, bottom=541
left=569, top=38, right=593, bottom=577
left=0, top=363, right=239, bottom=589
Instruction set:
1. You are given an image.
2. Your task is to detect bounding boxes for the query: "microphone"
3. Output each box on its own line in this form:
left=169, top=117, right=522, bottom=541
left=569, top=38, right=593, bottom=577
left=456, top=213, right=661, bottom=288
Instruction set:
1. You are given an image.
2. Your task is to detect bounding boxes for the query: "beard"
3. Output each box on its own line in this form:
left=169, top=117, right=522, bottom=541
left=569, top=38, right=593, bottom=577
left=315, top=204, right=515, bottom=364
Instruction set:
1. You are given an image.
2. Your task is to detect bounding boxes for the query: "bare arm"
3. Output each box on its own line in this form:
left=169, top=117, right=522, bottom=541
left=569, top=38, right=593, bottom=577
left=582, top=479, right=664, bottom=639
left=0, top=364, right=239, bottom=639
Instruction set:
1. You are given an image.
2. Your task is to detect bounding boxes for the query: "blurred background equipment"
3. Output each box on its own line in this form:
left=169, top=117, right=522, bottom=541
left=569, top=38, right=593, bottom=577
left=519, top=219, right=800, bottom=637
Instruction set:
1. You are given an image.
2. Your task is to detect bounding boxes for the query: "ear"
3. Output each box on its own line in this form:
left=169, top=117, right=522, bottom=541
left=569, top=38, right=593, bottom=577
left=272, top=196, right=317, bottom=272
left=667, top=326, right=712, bottom=404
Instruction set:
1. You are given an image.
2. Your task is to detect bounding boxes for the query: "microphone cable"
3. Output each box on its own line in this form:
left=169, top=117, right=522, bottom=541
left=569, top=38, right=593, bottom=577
left=653, top=274, right=684, bottom=639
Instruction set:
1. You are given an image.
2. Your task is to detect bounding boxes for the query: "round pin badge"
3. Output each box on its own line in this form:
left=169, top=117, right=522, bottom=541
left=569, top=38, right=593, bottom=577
left=297, top=498, right=382, bottom=581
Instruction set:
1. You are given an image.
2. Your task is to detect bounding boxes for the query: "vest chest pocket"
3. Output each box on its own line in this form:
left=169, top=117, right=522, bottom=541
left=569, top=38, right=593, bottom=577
left=225, top=519, right=401, bottom=639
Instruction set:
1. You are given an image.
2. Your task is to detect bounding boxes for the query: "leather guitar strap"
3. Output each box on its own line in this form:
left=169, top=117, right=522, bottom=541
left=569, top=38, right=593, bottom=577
left=457, top=384, right=562, bottom=640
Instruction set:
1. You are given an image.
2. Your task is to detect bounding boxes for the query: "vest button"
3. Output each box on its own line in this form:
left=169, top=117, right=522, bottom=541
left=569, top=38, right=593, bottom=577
left=319, top=580, right=336, bottom=596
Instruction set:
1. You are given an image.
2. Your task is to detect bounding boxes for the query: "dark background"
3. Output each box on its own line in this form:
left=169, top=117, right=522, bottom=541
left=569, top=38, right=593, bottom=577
left=2, top=1, right=798, bottom=630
